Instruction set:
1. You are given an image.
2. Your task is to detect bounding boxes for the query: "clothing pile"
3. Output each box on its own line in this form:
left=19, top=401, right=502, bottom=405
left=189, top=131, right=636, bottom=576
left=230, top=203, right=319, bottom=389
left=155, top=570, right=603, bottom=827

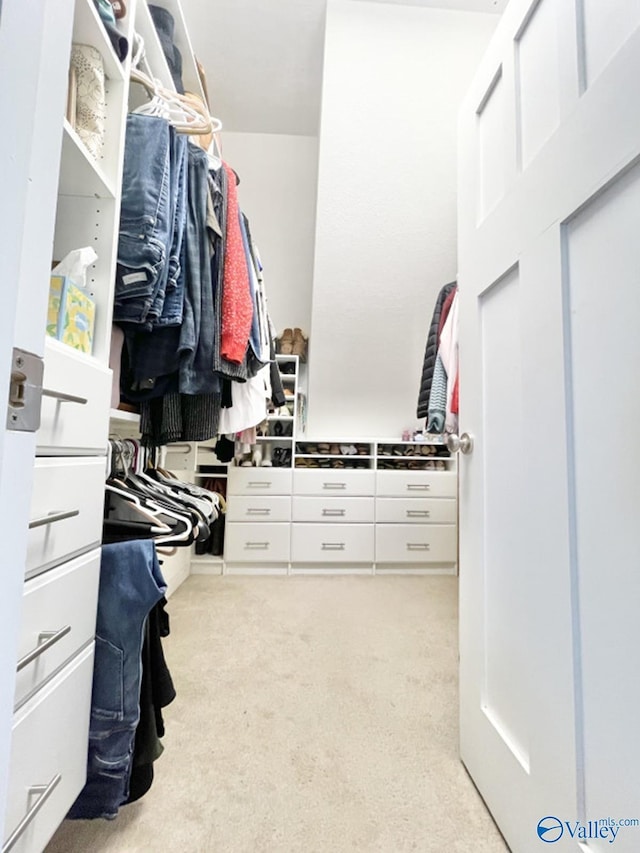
left=416, top=281, right=459, bottom=434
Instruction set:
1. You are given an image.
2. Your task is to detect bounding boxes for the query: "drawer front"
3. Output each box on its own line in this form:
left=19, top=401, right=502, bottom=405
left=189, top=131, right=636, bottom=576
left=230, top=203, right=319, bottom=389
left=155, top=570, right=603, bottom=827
left=16, top=550, right=100, bottom=709
left=292, top=496, right=374, bottom=524
left=375, top=524, right=457, bottom=563
left=293, top=469, right=375, bottom=497
left=228, top=467, right=292, bottom=496
left=37, top=339, right=111, bottom=455
left=225, top=522, right=291, bottom=562
left=28, top=457, right=105, bottom=578
left=291, top=524, right=374, bottom=563
left=375, top=497, right=457, bottom=525
left=226, top=496, right=291, bottom=523
left=376, top=470, right=457, bottom=498
left=5, top=646, right=94, bottom=853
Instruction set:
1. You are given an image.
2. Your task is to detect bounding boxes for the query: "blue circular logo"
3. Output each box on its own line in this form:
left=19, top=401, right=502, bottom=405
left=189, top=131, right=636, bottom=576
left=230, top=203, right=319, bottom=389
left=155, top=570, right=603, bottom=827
left=537, top=816, right=564, bottom=843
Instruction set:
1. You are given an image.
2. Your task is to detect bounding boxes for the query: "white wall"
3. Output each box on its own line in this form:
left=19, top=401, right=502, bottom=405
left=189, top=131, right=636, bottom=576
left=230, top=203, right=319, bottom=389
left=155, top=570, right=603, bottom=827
left=308, top=0, right=497, bottom=439
left=222, top=132, right=319, bottom=337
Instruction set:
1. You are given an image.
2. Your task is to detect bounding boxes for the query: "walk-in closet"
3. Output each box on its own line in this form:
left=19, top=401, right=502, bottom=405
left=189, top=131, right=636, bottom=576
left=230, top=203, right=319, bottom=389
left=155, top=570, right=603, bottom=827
left=1, top=0, right=639, bottom=851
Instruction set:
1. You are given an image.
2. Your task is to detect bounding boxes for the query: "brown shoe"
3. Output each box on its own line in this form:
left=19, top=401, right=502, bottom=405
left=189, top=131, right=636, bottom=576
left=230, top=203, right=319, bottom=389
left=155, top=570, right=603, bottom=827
left=291, top=328, right=308, bottom=361
left=279, top=328, right=293, bottom=354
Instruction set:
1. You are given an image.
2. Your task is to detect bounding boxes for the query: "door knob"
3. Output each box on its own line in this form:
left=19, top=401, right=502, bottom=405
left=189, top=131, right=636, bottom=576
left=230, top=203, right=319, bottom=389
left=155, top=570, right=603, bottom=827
left=446, top=432, right=474, bottom=455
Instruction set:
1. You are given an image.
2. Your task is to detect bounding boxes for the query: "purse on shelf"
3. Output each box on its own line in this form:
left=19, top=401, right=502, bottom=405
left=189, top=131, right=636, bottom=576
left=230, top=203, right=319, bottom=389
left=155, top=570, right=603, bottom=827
left=70, top=44, right=107, bottom=162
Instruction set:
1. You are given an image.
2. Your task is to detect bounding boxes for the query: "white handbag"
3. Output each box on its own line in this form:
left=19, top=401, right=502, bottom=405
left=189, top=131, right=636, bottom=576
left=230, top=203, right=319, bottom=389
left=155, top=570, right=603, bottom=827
left=70, top=44, right=106, bottom=161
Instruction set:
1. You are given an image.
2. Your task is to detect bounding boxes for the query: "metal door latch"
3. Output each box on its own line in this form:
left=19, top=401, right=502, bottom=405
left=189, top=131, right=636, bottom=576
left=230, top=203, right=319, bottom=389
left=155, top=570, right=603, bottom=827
left=6, top=348, right=44, bottom=432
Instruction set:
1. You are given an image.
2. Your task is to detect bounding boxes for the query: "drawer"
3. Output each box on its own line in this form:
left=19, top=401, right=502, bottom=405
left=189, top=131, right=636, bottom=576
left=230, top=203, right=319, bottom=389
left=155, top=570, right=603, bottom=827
left=375, top=524, right=457, bottom=563
left=225, top=522, right=291, bottom=562
left=227, top=467, right=292, bottom=496
left=291, top=524, right=374, bottom=563
left=16, top=549, right=100, bottom=709
left=293, top=469, right=375, bottom=497
left=226, top=496, right=291, bottom=523
left=4, top=645, right=94, bottom=853
left=37, top=338, right=111, bottom=455
left=292, top=496, right=374, bottom=523
left=376, top=469, right=457, bottom=498
left=27, top=457, right=105, bottom=578
left=376, top=497, right=457, bottom=525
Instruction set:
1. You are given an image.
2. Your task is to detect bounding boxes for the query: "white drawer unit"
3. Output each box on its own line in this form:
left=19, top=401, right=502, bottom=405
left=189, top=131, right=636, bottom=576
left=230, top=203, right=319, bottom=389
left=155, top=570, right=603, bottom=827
left=291, top=523, right=375, bottom=563
left=293, top=469, right=375, bottom=497
left=226, top=496, right=291, bottom=523
left=292, top=496, right=374, bottom=524
left=37, top=339, right=111, bottom=456
left=27, top=457, right=105, bottom=579
left=375, top=524, right=457, bottom=564
left=4, top=646, right=94, bottom=853
left=228, top=467, right=293, bottom=496
left=15, top=550, right=100, bottom=709
left=375, top=497, right=457, bottom=525
left=225, top=522, right=291, bottom=563
left=376, top=469, right=457, bottom=498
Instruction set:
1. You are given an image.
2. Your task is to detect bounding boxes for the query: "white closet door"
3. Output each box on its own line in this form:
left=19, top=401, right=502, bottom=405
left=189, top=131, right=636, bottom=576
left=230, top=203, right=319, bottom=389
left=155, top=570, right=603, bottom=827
left=457, top=0, right=640, bottom=850
left=0, top=0, right=75, bottom=840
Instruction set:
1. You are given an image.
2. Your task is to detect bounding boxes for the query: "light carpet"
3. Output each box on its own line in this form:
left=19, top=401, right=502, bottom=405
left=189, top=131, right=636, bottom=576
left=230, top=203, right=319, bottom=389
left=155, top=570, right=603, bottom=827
left=46, top=575, right=508, bottom=853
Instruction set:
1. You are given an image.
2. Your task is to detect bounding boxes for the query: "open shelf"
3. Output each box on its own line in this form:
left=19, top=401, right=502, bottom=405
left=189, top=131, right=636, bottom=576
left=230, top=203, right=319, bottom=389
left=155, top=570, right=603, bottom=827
left=73, top=0, right=126, bottom=84
left=109, top=408, right=140, bottom=425
left=59, top=120, right=117, bottom=199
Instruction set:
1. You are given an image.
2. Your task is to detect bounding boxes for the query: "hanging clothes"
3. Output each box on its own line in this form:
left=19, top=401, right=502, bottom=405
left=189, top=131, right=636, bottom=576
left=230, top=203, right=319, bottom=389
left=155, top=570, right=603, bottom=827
left=416, top=280, right=457, bottom=419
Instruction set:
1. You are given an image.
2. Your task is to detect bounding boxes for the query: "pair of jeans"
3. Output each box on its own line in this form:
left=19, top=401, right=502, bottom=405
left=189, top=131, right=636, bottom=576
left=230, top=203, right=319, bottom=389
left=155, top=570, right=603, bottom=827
left=67, top=540, right=166, bottom=820
left=149, top=130, right=188, bottom=328
left=178, top=144, right=219, bottom=394
left=113, top=116, right=186, bottom=328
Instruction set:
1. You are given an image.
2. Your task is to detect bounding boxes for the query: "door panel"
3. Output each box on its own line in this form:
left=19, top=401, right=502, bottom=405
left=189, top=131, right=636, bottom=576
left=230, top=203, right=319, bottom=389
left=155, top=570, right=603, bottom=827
left=458, top=1, right=640, bottom=850
left=564, top=162, right=640, bottom=840
left=480, top=267, right=530, bottom=770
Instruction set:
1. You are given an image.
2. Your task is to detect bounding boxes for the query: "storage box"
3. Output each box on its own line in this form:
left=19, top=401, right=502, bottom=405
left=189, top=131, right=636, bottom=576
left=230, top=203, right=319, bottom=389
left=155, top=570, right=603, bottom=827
left=47, top=275, right=96, bottom=354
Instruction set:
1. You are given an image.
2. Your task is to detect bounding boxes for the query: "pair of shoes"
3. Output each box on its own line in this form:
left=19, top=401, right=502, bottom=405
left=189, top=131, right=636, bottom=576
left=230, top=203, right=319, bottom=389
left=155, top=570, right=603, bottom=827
left=291, top=328, right=308, bottom=361
left=262, top=444, right=272, bottom=467
left=279, top=328, right=294, bottom=354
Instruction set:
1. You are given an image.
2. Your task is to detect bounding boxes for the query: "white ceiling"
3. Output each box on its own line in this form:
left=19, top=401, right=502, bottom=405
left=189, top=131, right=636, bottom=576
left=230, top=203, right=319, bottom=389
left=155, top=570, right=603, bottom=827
left=180, top=0, right=507, bottom=136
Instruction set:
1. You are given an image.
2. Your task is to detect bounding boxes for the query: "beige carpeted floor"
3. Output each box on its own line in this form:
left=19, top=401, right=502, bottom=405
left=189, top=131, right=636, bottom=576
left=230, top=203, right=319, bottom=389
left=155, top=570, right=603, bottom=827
left=46, top=575, right=508, bottom=853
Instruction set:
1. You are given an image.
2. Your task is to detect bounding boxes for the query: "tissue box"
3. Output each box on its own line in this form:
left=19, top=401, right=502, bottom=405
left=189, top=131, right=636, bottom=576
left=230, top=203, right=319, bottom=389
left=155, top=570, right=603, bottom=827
left=47, top=274, right=96, bottom=354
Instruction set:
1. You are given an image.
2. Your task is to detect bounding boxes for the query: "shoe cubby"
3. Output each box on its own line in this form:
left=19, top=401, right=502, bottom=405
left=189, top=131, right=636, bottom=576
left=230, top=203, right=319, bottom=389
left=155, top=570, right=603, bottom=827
left=376, top=441, right=453, bottom=471
left=294, top=442, right=374, bottom=469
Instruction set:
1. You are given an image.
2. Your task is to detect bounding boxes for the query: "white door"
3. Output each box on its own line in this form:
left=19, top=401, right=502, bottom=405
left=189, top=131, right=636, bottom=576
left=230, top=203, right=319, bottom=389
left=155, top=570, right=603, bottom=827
left=457, top=0, right=640, bottom=851
left=0, top=0, right=74, bottom=839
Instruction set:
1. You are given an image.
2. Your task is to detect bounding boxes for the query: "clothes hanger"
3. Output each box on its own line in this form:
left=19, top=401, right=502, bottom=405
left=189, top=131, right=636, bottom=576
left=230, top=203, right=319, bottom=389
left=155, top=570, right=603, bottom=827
left=129, top=36, right=216, bottom=137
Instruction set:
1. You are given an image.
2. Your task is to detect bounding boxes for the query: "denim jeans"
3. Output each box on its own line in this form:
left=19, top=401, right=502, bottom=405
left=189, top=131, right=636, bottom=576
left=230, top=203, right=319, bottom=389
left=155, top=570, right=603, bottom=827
left=113, top=115, right=173, bottom=326
left=149, top=129, right=188, bottom=328
left=178, top=144, right=219, bottom=394
left=67, top=541, right=166, bottom=820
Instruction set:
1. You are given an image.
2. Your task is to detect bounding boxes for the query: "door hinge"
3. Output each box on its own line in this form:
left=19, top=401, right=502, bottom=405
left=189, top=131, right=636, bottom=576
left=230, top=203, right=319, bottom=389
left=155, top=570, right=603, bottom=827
left=6, top=348, right=44, bottom=432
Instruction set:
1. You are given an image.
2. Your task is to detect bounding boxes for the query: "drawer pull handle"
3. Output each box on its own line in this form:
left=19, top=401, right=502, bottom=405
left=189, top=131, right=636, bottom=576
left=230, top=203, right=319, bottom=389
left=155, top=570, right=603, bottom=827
left=248, top=482, right=270, bottom=489
left=42, top=388, right=88, bottom=405
left=244, top=542, right=270, bottom=550
left=28, top=509, right=79, bottom=530
left=322, top=509, right=346, bottom=517
left=321, top=543, right=345, bottom=551
left=246, top=508, right=271, bottom=516
left=17, top=626, right=71, bottom=672
left=407, top=510, right=430, bottom=518
left=323, top=483, right=346, bottom=490
left=2, top=774, right=62, bottom=853
left=407, top=484, right=430, bottom=491
left=407, top=543, right=430, bottom=551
